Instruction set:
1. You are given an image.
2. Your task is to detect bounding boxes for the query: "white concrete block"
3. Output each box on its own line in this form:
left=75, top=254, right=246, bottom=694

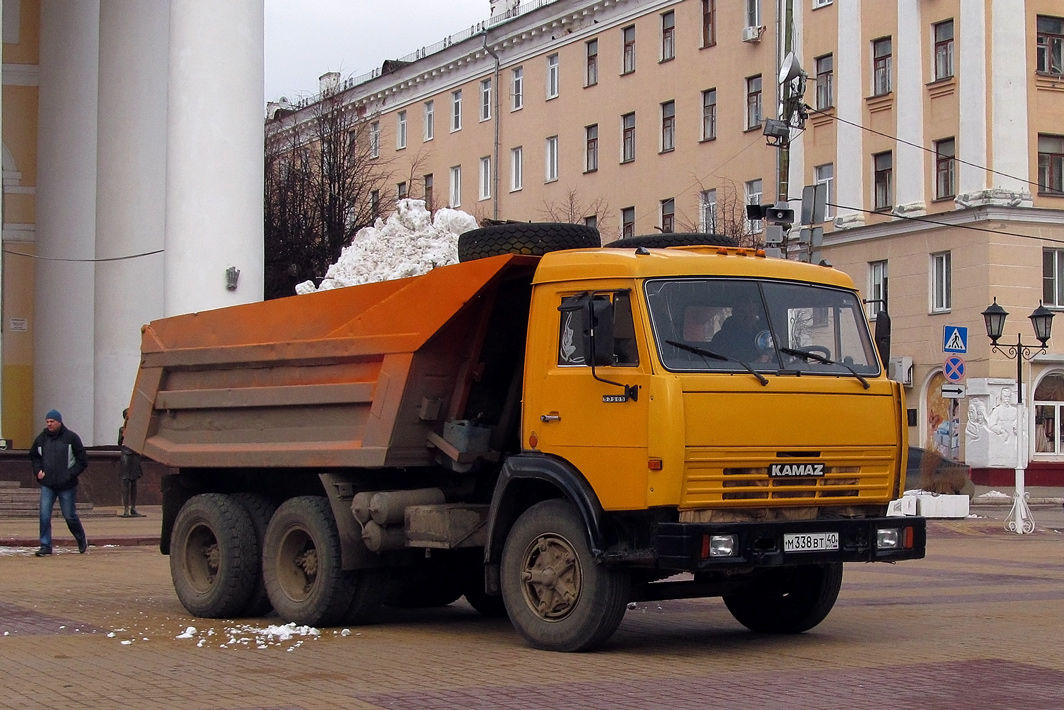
left=886, top=497, right=918, bottom=517
left=914, top=494, right=970, bottom=519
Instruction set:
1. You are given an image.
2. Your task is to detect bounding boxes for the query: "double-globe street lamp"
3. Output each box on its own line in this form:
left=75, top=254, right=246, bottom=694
left=981, top=298, right=1054, bottom=534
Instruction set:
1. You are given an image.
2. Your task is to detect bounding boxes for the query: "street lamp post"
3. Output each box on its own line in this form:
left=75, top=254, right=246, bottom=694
left=981, top=298, right=1055, bottom=534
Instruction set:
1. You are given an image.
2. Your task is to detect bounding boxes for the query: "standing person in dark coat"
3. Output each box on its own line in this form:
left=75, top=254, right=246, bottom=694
left=118, top=408, right=145, bottom=517
left=29, top=410, right=89, bottom=556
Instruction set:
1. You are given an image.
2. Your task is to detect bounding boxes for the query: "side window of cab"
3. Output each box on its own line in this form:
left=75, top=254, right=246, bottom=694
left=558, top=291, right=639, bottom=367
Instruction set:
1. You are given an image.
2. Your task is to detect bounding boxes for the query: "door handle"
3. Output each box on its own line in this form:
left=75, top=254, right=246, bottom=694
left=540, top=413, right=561, bottom=422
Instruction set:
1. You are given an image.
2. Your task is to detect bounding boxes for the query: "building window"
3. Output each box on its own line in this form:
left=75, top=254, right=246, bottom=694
left=424, top=101, right=434, bottom=141
left=873, top=151, right=893, bottom=210
left=396, top=111, right=407, bottom=149
left=934, top=138, right=956, bottom=199
left=1038, top=134, right=1064, bottom=194
left=546, top=54, right=559, bottom=99
left=512, top=67, right=524, bottom=110
left=873, top=37, right=892, bottom=96
left=545, top=135, right=559, bottom=182
left=699, top=189, right=717, bottom=232
left=702, top=0, right=716, bottom=47
left=701, top=89, right=717, bottom=140
left=661, top=11, right=675, bottom=62
left=746, top=0, right=761, bottom=28
left=479, top=156, right=491, bottom=200
left=1037, top=15, right=1064, bottom=74
left=1034, top=375, right=1064, bottom=455
left=621, top=206, right=636, bottom=239
left=746, top=75, right=762, bottom=129
left=480, top=79, right=492, bottom=121
left=661, top=198, right=675, bottom=232
left=584, top=215, right=598, bottom=229
left=745, top=179, right=763, bottom=233
left=451, top=90, right=462, bottom=132
left=370, top=189, right=380, bottom=219
left=449, top=165, right=461, bottom=207
left=622, top=25, right=636, bottom=74
left=812, top=0, right=832, bottom=8
left=1043, top=249, right=1064, bottom=307
left=369, top=121, right=380, bottom=158
left=931, top=251, right=952, bottom=313
left=423, top=173, right=433, bottom=209
left=815, top=54, right=833, bottom=109
left=661, top=100, right=676, bottom=152
left=933, top=20, right=954, bottom=80
left=814, top=163, right=835, bottom=220
left=510, top=147, right=523, bottom=192
left=585, top=39, right=598, bottom=86
left=397, top=181, right=407, bottom=199
left=868, top=260, right=888, bottom=319
left=585, top=124, right=599, bottom=173
left=621, top=112, right=636, bottom=163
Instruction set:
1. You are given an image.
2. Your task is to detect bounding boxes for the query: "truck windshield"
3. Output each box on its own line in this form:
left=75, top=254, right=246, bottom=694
left=645, top=278, right=880, bottom=376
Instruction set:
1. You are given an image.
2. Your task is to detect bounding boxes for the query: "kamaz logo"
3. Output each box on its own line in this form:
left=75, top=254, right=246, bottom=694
left=770, top=463, right=825, bottom=478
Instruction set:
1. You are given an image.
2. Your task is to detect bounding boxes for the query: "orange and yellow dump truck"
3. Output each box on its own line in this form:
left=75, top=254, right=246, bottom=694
left=123, top=225, right=924, bottom=652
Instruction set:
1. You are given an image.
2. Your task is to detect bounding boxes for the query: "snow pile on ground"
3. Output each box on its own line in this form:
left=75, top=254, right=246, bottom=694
left=295, top=199, right=478, bottom=294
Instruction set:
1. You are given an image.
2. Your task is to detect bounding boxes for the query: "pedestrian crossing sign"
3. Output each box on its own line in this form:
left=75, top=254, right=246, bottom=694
left=943, top=325, right=968, bottom=353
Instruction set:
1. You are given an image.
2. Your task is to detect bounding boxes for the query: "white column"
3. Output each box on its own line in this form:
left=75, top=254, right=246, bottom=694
left=833, top=0, right=864, bottom=229
left=165, top=0, right=264, bottom=316
left=957, top=0, right=989, bottom=199
left=94, top=0, right=169, bottom=445
left=987, top=0, right=1031, bottom=204
left=35, top=0, right=99, bottom=441
left=893, top=0, right=925, bottom=217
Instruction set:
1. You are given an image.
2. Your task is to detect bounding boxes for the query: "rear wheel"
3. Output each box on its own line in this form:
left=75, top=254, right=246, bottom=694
left=169, top=493, right=257, bottom=618
left=723, top=563, right=843, bottom=633
left=262, top=496, right=363, bottom=627
left=501, top=499, right=630, bottom=652
left=604, top=232, right=737, bottom=249
left=458, top=223, right=600, bottom=262
left=231, top=492, right=277, bottom=617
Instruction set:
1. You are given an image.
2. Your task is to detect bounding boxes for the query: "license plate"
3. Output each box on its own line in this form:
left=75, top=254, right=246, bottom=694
left=784, top=532, right=839, bottom=553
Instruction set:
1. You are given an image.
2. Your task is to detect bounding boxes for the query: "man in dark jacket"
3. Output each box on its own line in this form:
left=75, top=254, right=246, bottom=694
left=29, top=409, right=89, bottom=556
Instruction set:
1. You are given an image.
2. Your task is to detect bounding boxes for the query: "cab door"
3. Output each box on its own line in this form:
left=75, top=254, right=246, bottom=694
left=524, top=287, right=650, bottom=511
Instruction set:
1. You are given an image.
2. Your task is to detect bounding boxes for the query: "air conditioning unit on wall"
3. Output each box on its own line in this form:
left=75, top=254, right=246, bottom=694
left=888, top=356, right=914, bottom=387
left=742, top=26, right=762, bottom=43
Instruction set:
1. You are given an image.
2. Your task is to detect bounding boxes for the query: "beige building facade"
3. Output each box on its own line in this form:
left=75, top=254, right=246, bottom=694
left=270, top=0, right=1064, bottom=481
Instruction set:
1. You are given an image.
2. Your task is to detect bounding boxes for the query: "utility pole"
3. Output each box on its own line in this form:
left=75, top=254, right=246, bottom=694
left=776, top=0, right=794, bottom=208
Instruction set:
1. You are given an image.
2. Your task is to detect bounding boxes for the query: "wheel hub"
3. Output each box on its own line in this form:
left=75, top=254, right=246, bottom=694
left=520, top=533, right=581, bottom=620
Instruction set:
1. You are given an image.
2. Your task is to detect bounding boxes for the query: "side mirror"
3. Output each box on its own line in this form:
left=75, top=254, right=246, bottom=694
left=874, top=310, right=891, bottom=366
left=584, top=297, right=615, bottom=367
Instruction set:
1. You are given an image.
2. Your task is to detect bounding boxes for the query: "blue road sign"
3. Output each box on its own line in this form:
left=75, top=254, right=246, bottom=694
left=943, top=326, right=968, bottom=353
left=944, top=356, right=966, bottom=382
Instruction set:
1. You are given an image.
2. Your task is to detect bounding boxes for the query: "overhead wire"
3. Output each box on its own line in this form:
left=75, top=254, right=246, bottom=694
left=2, top=247, right=164, bottom=263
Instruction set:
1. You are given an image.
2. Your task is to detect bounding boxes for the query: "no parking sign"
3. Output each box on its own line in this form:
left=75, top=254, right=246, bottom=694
left=944, top=355, right=965, bottom=382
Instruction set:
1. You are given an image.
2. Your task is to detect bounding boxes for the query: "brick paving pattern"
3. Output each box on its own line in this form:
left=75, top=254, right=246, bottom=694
left=0, top=508, right=1061, bottom=709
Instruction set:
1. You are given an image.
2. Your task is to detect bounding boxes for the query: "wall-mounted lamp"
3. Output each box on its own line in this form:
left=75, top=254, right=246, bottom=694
left=225, top=266, right=240, bottom=291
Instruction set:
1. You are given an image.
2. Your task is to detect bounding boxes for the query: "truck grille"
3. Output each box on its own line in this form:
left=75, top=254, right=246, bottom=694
left=682, top=448, right=895, bottom=507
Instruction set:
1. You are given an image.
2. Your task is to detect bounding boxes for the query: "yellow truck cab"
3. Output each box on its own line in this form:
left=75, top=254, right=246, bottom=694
left=125, top=225, right=924, bottom=653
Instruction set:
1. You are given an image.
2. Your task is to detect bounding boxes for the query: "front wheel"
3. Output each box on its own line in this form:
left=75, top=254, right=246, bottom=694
left=723, top=563, right=843, bottom=634
left=501, top=499, right=630, bottom=652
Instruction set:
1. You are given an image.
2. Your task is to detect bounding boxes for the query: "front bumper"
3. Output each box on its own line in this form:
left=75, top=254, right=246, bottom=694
left=655, top=516, right=926, bottom=571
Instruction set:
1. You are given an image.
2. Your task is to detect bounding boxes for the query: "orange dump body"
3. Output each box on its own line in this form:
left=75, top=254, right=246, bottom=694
left=124, top=255, right=539, bottom=469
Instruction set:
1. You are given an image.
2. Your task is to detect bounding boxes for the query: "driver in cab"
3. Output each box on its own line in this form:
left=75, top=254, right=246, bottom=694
left=712, top=300, right=768, bottom=363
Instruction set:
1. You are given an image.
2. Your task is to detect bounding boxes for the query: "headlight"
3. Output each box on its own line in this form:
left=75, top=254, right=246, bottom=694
left=876, top=527, right=901, bottom=549
left=709, top=534, right=737, bottom=557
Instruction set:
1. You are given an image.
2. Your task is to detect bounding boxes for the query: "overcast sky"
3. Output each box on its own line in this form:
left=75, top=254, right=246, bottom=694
left=265, top=0, right=491, bottom=102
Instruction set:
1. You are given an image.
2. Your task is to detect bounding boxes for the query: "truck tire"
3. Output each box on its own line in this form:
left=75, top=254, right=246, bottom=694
left=231, top=492, right=277, bottom=617
left=723, top=562, right=843, bottom=634
left=169, top=493, right=258, bottom=619
left=342, top=568, right=389, bottom=625
left=603, top=232, right=737, bottom=248
left=501, top=499, right=631, bottom=652
left=457, top=223, right=601, bottom=262
left=262, top=496, right=357, bottom=627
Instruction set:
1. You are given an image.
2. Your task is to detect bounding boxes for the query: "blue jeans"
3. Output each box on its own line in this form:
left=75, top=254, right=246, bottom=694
left=39, top=485, right=86, bottom=549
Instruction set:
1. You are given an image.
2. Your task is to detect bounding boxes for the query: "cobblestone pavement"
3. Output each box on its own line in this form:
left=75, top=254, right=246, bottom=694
left=0, top=511, right=1061, bottom=710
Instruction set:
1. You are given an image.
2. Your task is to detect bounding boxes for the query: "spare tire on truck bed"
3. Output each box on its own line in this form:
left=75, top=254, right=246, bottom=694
left=458, top=222, right=601, bottom=262
left=604, top=232, right=738, bottom=249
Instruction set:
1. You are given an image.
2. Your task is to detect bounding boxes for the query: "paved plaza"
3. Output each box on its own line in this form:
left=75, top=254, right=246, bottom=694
left=0, top=502, right=1061, bottom=710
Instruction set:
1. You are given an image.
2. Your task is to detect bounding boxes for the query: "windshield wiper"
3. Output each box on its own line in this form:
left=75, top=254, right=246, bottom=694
left=666, top=340, right=769, bottom=386
left=780, top=347, right=870, bottom=389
